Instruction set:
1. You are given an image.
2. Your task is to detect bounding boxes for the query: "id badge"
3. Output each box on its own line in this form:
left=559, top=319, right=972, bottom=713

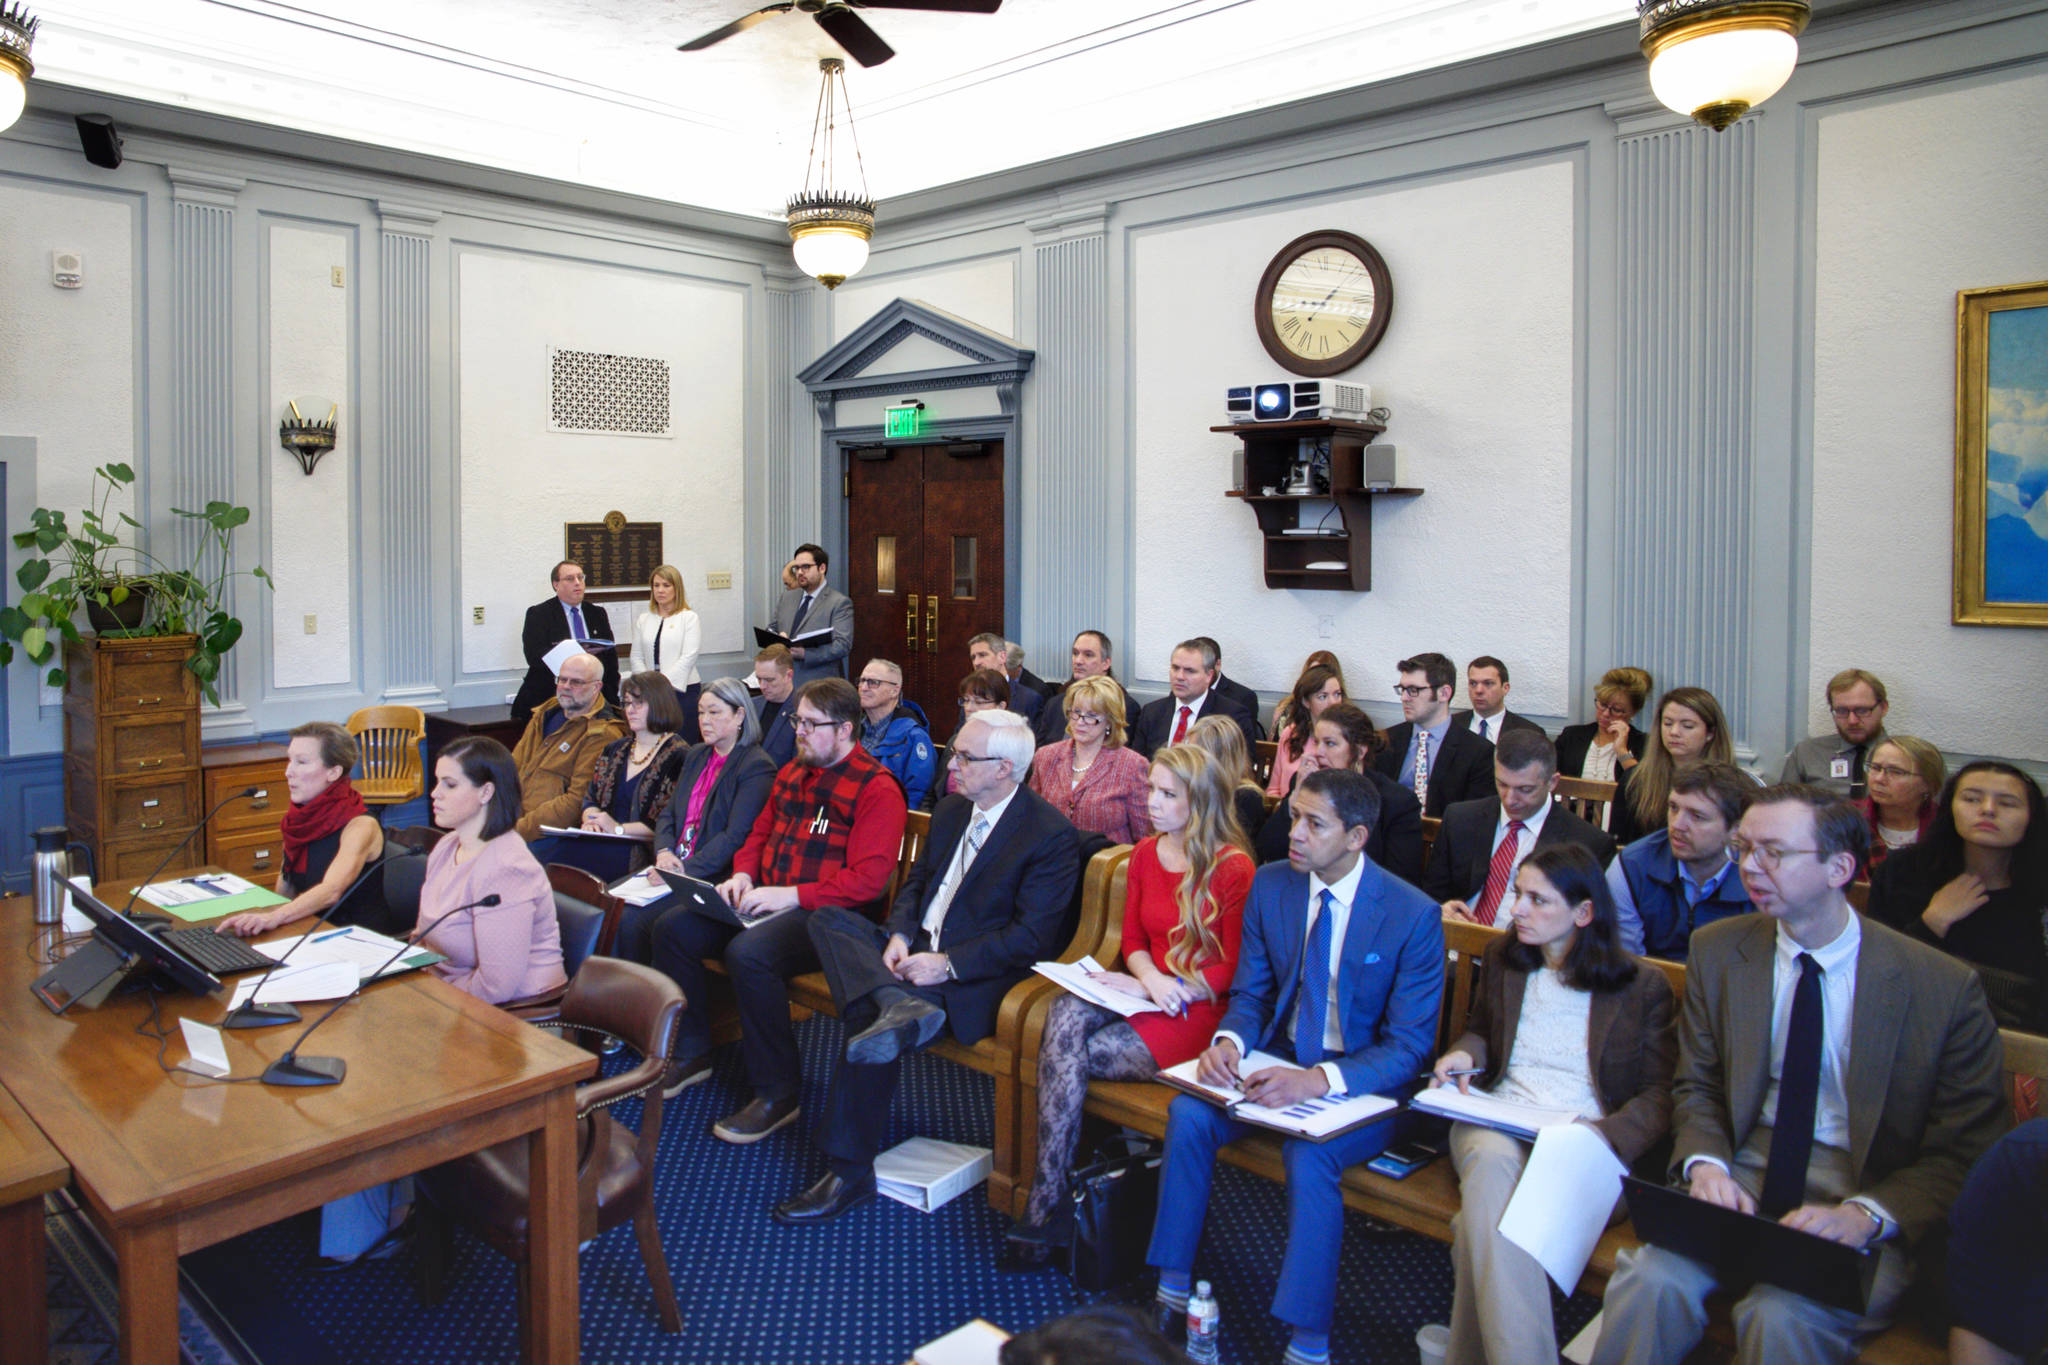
left=1830, top=757, right=1850, bottom=779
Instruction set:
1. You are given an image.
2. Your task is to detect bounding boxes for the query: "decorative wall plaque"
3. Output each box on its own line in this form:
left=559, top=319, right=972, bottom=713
left=565, top=513, right=663, bottom=591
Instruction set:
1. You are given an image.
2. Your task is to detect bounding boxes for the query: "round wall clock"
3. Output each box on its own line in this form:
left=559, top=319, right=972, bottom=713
left=1253, top=230, right=1394, bottom=378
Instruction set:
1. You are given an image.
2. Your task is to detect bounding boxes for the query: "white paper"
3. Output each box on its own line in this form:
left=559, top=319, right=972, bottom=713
left=1411, top=1083, right=1584, bottom=1138
left=178, top=1017, right=232, bottom=1077
left=875, top=1137, right=992, bottom=1213
left=913, top=1319, right=1008, bottom=1365
left=227, top=960, right=359, bottom=1007
left=609, top=872, right=671, bottom=907
left=257, top=926, right=432, bottom=981
left=1161, top=1052, right=1401, bottom=1138
left=1562, top=1311, right=1602, bottom=1364
left=1498, top=1122, right=1626, bottom=1293
left=1032, top=956, right=1163, bottom=1017
left=540, top=824, right=649, bottom=842
left=541, top=638, right=615, bottom=677
left=137, top=873, right=260, bottom=908
left=61, top=873, right=93, bottom=933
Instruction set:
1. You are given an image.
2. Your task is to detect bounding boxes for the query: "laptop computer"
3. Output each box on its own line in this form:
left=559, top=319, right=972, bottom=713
left=1621, top=1176, right=1878, bottom=1315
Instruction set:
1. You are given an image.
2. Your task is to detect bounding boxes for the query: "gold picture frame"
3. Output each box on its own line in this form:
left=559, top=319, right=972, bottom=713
left=1953, top=280, right=2048, bottom=626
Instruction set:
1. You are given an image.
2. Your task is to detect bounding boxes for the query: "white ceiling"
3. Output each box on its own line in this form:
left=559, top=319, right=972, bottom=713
left=24, top=0, right=1638, bottom=218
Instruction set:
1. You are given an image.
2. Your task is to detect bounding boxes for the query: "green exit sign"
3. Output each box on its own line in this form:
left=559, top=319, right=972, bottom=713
left=884, top=402, right=924, bottom=439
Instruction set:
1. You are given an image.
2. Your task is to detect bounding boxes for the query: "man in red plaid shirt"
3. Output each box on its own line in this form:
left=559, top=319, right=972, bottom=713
left=652, top=677, right=908, bottom=1144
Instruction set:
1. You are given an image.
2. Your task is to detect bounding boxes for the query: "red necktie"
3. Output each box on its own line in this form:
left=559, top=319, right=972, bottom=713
left=1171, top=705, right=1191, bottom=744
left=1472, top=820, right=1526, bottom=926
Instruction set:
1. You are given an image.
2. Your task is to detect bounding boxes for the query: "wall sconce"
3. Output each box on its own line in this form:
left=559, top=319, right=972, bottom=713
left=279, top=399, right=337, bottom=476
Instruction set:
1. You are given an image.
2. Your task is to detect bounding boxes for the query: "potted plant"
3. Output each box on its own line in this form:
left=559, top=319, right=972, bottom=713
left=2, top=462, right=270, bottom=705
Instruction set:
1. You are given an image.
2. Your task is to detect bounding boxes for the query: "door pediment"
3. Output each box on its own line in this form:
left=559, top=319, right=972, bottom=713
left=799, top=298, right=1035, bottom=417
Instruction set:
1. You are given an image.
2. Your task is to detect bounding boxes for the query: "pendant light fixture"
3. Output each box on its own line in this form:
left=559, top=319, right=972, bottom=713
left=0, top=3, right=37, bottom=133
left=1638, top=0, right=1810, bottom=131
left=786, top=57, right=873, bottom=291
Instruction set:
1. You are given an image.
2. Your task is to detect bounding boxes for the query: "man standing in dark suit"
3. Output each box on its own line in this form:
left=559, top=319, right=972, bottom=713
left=1424, top=728, right=1616, bottom=920
left=774, top=710, right=1079, bottom=1224
left=1375, top=651, right=1495, bottom=817
left=1449, top=656, right=1545, bottom=746
left=1147, top=768, right=1442, bottom=1365
left=512, top=560, right=618, bottom=722
left=1593, top=786, right=2007, bottom=1365
left=1195, top=636, right=1266, bottom=741
left=1032, top=630, right=1137, bottom=748
left=767, top=543, right=855, bottom=686
left=1132, top=638, right=1258, bottom=759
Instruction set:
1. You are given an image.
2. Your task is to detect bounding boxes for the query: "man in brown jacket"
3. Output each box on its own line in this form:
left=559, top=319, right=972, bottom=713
left=510, top=650, right=626, bottom=840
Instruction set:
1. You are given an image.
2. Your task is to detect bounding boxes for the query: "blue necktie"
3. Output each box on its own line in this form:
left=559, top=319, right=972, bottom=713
left=1296, top=889, right=1335, bottom=1067
left=569, top=605, right=587, bottom=641
left=790, top=593, right=814, bottom=635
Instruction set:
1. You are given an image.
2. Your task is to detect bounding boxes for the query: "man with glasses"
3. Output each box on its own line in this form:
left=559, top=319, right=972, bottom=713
left=774, top=709, right=1078, bottom=1224
left=1780, top=668, right=1891, bottom=801
left=512, top=560, right=620, bottom=722
left=767, top=542, right=855, bottom=686
left=1595, top=785, right=2006, bottom=1365
left=649, top=678, right=907, bottom=1144
left=508, top=649, right=627, bottom=839
left=1374, top=651, right=1495, bottom=817
left=1033, top=629, right=1137, bottom=748
left=855, top=658, right=936, bottom=806
left=1606, top=761, right=1755, bottom=958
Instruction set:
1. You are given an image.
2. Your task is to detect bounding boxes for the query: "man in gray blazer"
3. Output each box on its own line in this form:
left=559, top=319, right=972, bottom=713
left=1593, top=785, right=2007, bottom=1365
left=768, top=543, right=854, bottom=686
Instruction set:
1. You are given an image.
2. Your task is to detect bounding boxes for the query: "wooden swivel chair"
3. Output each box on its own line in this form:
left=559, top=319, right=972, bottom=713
left=415, top=958, right=686, bottom=1336
left=347, top=705, right=427, bottom=818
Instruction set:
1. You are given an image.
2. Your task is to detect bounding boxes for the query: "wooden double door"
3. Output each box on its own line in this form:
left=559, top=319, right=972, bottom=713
left=845, top=441, right=1005, bottom=738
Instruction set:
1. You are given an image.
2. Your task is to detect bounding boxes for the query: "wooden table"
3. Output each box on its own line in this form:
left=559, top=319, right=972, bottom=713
left=0, top=890, right=596, bottom=1364
left=424, top=705, right=527, bottom=782
left=0, top=1080, right=68, bottom=1365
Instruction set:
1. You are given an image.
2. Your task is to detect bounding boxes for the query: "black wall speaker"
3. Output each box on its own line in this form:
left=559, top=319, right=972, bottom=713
left=75, top=114, right=122, bottom=169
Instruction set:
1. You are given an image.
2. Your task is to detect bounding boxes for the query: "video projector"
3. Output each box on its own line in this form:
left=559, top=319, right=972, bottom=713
left=1226, top=379, right=1372, bottom=423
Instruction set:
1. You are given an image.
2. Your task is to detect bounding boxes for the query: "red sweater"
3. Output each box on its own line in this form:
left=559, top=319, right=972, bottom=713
left=733, top=745, right=907, bottom=913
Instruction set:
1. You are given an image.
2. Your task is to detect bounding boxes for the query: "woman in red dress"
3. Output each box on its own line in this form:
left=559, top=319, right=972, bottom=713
left=1001, top=743, right=1254, bottom=1269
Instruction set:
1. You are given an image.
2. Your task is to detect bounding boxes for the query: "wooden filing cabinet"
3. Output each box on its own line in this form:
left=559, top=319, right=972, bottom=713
left=63, top=635, right=203, bottom=881
left=201, top=743, right=290, bottom=889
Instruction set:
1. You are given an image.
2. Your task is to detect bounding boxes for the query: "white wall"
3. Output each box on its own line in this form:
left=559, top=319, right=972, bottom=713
left=831, top=254, right=1018, bottom=344
left=456, top=249, right=748, bottom=681
left=266, top=222, right=354, bottom=689
left=1130, top=157, right=1577, bottom=711
left=1811, top=67, right=2048, bottom=763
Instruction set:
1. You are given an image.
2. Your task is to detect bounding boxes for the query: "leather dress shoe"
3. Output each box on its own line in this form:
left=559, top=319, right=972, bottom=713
left=996, top=1235, right=1054, bottom=1272
left=661, top=1052, right=712, bottom=1098
left=712, top=1094, right=800, bottom=1144
left=1151, top=1298, right=1188, bottom=1344
left=845, top=996, right=946, bottom=1065
left=772, top=1169, right=876, bottom=1225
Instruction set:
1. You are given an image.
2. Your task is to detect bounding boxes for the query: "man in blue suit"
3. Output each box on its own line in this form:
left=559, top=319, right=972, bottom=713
left=1147, top=767, right=1444, bottom=1365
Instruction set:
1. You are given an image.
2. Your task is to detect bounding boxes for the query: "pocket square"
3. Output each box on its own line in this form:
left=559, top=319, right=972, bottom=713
left=1364, top=953, right=1381, bottom=965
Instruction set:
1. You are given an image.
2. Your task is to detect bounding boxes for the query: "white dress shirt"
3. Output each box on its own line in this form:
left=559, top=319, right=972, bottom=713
left=1466, top=710, right=1506, bottom=742
left=920, top=786, right=1018, bottom=948
left=1218, top=854, right=1364, bottom=1097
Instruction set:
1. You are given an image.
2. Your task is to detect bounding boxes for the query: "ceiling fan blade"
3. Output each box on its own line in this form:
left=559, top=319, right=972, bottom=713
left=677, top=4, right=795, bottom=52
left=815, top=7, right=896, bottom=67
left=851, top=0, right=1002, bottom=11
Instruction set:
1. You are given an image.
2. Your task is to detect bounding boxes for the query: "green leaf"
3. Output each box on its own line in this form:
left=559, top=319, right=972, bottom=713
left=207, top=618, right=243, bottom=652
left=218, top=506, right=250, bottom=529
left=0, top=643, right=10, bottom=665
left=19, top=592, right=46, bottom=618
left=108, top=583, right=128, bottom=605
left=104, top=462, right=135, bottom=483
left=252, top=565, right=273, bottom=585
left=0, top=606, right=26, bottom=637
left=21, top=626, right=46, bottom=658
left=85, top=524, right=119, bottom=546
left=119, top=512, right=141, bottom=529
left=187, top=652, right=218, bottom=681
left=34, top=527, right=62, bottom=553
left=16, top=559, right=49, bottom=591
left=45, top=667, right=64, bottom=688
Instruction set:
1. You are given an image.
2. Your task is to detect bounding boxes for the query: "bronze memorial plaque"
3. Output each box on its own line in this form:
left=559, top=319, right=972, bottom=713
left=564, top=513, right=663, bottom=590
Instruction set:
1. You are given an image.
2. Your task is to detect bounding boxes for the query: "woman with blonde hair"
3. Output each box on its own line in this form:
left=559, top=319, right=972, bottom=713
left=632, top=564, right=703, bottom=741
left=1554, top=666, right=1654, bottom=785
left=1609, top=686, right=1736, bottom=845
left=1185, top=713, right=1269, bottom=842
left=1027, top=674, right=1152, bottom=843
left=1002, top=745, right=1253, bottom=1269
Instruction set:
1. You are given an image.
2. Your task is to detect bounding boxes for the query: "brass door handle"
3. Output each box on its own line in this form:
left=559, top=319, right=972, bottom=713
left=906, top=594, right=920, bottom=651
left=925, top=595, right=938, bottom=654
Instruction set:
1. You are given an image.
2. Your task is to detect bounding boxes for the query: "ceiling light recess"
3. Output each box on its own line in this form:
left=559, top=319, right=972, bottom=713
left=1638, top=0, right=1809, bottom=131
left=786, top=57, right=873, bottom=291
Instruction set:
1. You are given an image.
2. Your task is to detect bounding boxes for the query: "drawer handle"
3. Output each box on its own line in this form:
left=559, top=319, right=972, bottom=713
left=135, top=758, right=166, bottom=769
left=251, top=788, right=270, bottom=800
left=134, top=695, right=164, bottom=706
left=138, top=819, right=165, bottom=830
left=142, top=799, right=160, bottom=808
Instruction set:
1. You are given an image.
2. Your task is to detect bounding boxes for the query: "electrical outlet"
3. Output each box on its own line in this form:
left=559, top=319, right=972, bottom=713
left=707, top=571, right=732, bottom=590
left=303, top=614, right=317, bottom=635
left=472, top=606, right=485, bottom=625
left=1317, top=615, right=1335, bottom=640
left=330, top=266, right=344, bottom=287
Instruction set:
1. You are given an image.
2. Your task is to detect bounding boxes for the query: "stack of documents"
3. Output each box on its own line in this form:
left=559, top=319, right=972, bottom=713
left=1031, top=955, right=1163, bottom=1017
left=137, top=874, right=289, bottom=923
left=254, top=925, right=444, bottom=982
left=1410, top=1084, right=1584, bottom=1139
left=1160, top=1052, right=1398, bottom=1140
left=607, top=872, right=670, bottom=907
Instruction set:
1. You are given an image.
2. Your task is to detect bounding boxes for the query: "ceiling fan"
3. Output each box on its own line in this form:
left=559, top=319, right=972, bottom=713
left=679, top=0, right=1002, bottom=69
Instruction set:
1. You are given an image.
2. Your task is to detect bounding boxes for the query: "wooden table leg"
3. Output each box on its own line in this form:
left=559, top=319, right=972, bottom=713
left=0, top=1199, right=47, bottom=1365
left=114, top=1221, right=180, bottom=1365
left=523, top=1088, right=580, bottom=1365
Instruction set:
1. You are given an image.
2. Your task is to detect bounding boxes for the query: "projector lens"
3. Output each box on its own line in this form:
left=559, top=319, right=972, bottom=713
left=1254, top=384, right=1289, bottom=417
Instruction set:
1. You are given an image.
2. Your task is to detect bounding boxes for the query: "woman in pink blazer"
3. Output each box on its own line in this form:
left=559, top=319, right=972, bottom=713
left=1027, top=674, right=1152, bottom=844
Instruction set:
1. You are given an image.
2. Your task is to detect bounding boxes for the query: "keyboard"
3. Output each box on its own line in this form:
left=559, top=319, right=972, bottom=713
left=161, top=927, right=280, bottom=976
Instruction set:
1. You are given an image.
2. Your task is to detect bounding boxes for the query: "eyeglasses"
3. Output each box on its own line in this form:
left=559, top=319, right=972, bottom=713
left=791, top=716, right=846, bottom=734
left=857, top=677, right=897, bottom=689
left=1865, top=761, right=1918, bottom=782
left=1393, top=684, right=1432, bottom=698
left=1594, top=699, right=1634, bottom=717
left=950, top=751, right=1006, bottom=766
left=1068, top=711, right=1106, bottom=726
left=1727, top=838, right=1824, bottom=871
left=1829, top=704, right=1879, bottom=720
left=555, top=675, right=597, bottom=688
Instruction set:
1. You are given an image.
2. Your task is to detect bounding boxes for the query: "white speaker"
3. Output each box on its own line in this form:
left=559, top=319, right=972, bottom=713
left=51, top=250, right=82, bottom=289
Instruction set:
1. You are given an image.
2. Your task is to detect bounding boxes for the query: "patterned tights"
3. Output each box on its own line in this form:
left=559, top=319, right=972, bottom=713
left=1019, top=994, right=1159, bottom=1230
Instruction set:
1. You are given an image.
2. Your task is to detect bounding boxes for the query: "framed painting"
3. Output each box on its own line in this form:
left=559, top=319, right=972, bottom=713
left=1954, top=280, right=2048, bottom=626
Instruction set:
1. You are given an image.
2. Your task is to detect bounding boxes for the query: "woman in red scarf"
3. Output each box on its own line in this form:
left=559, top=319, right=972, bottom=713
left=221, top=722, right=387, bottom=936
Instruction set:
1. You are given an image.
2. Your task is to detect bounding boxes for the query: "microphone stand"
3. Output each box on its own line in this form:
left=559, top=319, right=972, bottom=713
left=117, top=787, right=261, bottom=925
left=262, top=893, right=502, bottom=1087
left=222, top=850, right=425, bottom=1029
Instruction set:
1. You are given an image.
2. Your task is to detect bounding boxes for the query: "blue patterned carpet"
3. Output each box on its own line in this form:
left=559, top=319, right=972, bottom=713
left=131, top=1014, right=1602, bottom=1364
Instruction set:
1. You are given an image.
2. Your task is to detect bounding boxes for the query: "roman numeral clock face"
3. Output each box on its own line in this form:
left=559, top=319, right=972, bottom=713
left=1254, top=230, right=1395, bottom=378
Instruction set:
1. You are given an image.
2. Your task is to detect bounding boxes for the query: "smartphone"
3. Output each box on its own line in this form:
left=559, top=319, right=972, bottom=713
left=1382, top=1140, right=1442, bottom=1166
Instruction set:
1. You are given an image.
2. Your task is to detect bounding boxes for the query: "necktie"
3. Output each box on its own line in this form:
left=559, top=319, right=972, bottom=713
left=1412, top=731, right=1431, bottom=805
left=1172, top=705, right=1192, bottom=744
left=1761, top=952, right=1824, bottom=1218
left=1848, top=744, right=1867, bottom=801
left=1479, top=717, right=1491, bottom=743
left=1471, top=820, right=1526, bottom=927
left=790, top=593, right=814, bottom=635
left=922, top=813, right=990, bottom=947
left=1295, top=890, right=1335, bottom=1067
left=569, top=605, right=587, bottom=641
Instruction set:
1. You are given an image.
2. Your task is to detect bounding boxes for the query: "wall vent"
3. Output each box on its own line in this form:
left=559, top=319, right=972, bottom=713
left=548, top=347, right=671, bottom=436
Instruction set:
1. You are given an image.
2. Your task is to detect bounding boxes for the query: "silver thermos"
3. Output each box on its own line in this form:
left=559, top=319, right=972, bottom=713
left=31, top=826, right=95, bottom=926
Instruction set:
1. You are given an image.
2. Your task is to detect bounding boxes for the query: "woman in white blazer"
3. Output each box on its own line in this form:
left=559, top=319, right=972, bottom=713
left=634, top=564, right=703, bottom=742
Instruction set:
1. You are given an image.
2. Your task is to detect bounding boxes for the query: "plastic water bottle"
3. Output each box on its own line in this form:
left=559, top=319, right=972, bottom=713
left=1185, top=1280, right=1220, bottom=1363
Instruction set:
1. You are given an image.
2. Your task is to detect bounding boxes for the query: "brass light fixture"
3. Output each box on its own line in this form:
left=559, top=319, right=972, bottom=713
left=279, top=401, right=338, bottom=476
left=1638, top=0, right=1810, bottom=131
left=786, top=57, right=873, bottom=291
left=0, top=3, right=37, bottom=133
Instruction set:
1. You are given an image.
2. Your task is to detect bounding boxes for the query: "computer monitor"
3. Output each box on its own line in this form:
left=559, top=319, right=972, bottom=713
left=30, top=883, right=222, bottom=1014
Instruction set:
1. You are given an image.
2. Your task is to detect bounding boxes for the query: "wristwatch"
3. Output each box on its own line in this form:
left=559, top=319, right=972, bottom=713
left=943, top=954, right=957, bottom=981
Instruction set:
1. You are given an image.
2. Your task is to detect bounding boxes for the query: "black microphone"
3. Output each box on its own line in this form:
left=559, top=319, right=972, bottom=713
left=262, top=893, right=501, bottom=1087
left=221, top=849, right=425, bottom=1030
left=118, top=787, right=263, bottom=926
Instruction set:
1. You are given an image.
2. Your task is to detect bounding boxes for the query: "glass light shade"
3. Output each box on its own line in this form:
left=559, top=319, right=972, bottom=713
left=789, top=222, right=871, bottom=291
left=0, top=68, right=23, bottom=131
left=1648, top=26, right=1799, bottom=125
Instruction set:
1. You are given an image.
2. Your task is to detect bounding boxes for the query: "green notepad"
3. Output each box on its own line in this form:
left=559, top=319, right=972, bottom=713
left=150, top=885, right=291, bottom=923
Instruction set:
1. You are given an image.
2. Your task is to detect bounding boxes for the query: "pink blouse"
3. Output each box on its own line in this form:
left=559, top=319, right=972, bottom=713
left=1027, top=740, right=1154, bottom=845
left=1267, top=722, right=1308, bottom=797
left=418, top=832, right=566, bottom=1005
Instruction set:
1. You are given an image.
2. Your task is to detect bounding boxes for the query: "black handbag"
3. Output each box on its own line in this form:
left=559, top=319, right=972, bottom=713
left=1059, top=1135, right=1164, bottom=1291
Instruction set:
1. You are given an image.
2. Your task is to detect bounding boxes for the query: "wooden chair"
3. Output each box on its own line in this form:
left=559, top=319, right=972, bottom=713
left=416, top=958, right=685, bottom=1335
left=347, top=705, right=427, bottom=816
left=1252, top=740, right=1278, bottom=787
left=1554, top=775, right=1617, bottom=829
left=501, top=864, right=625, bottom=1023
left=1420, top=815, right=1442, bottom=873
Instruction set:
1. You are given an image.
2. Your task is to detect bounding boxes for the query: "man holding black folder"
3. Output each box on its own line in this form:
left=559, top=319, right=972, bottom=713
left=765, top=543, right=853, bottom=686
left=1594, top=786, right=2006, bottom=1365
